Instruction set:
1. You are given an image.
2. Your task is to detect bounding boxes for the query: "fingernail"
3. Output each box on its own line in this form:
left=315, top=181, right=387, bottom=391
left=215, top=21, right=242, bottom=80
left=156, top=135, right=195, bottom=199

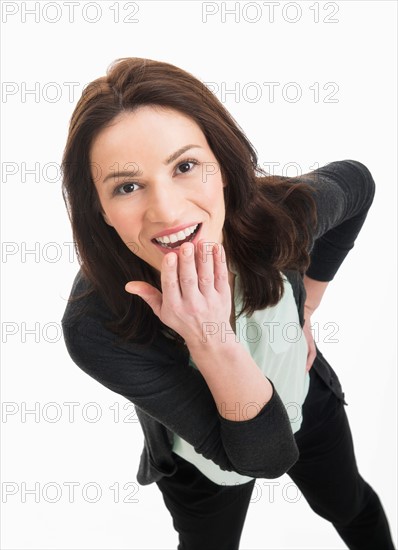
left=167, top=253, right=176, bottom=266
left=183, top=244, right=193, bottom=256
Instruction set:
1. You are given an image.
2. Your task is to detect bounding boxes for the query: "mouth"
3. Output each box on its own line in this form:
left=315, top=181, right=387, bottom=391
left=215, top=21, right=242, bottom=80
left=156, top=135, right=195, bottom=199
left=152, top=223, right=202, bottom=254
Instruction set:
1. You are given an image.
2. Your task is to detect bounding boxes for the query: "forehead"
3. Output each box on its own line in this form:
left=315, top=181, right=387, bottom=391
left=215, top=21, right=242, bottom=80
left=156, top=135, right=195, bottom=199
left=91, top=105, right=205, bottom=155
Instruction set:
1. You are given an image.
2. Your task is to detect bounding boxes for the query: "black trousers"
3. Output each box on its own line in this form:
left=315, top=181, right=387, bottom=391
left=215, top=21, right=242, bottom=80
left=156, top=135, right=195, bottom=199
left=155, top=368, right=396, bottom=550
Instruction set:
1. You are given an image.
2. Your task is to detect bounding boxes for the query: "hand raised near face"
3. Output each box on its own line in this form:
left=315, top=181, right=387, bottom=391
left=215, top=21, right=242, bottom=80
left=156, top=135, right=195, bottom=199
left=125, top=240, right=233, bottom=345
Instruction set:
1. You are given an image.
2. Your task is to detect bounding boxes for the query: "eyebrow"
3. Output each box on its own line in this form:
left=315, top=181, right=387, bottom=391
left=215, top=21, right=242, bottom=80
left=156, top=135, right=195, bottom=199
left=102, top=144, right=202, bottom=184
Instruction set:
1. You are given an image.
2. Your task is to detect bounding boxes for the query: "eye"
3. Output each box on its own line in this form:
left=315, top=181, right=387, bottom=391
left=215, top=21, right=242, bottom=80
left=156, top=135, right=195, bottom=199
left=112, top=182, right=140, bottom=196
left=175, top=159, right=198, bottom=175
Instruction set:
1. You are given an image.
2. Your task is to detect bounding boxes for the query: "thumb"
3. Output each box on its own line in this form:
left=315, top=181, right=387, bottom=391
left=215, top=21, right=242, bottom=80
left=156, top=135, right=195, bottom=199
left=125, top=281, right=162, bottom=318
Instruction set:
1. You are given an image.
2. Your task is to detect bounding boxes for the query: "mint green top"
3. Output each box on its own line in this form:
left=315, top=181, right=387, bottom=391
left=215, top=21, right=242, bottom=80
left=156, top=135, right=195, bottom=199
left=172, top=270, right=310, bottom=485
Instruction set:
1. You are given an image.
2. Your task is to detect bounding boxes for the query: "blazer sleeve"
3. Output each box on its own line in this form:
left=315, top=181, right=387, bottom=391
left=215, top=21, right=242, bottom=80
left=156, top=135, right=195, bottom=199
left=62, top=313, right=299, bottom=479
left=303, top=159, right=376, bottom=282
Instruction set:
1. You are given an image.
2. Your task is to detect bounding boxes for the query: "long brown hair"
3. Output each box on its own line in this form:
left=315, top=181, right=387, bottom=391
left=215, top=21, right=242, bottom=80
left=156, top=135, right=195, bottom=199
left=61, top=57, right=318, bottom=346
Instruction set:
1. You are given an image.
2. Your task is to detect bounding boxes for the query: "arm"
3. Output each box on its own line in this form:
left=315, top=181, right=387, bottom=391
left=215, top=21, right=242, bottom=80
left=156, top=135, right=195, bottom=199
left=62, top=310, right=298, bottom=479
left=302, top=275, right=329, bottom=371
left=300, top=160, right=375, bottom=368
left=304, top=159, right=376, bottom=283
left=120, top=240, right=299, bottom=477
left=303, top=275, right=329, bottom=316
left=127, top=246, right=274, bottom=422
left=188, top=334, right=274, bottom=421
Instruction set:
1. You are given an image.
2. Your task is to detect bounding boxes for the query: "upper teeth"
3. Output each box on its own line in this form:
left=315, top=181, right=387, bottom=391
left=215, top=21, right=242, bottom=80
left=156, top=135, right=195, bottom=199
left=155, top=224, right=198, bottom=244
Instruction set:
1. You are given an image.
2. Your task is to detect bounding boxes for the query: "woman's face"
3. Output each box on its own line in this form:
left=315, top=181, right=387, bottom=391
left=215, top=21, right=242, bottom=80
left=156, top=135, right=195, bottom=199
left=90, top=105, right=227, bottom=273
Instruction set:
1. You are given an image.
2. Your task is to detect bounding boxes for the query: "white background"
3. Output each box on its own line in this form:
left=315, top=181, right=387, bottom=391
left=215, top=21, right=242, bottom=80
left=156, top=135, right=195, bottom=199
left=1, top=1, right=397, bottom=549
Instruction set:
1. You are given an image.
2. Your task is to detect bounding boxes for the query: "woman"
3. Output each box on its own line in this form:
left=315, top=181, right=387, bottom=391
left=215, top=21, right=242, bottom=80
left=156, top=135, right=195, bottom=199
left=61, top=57, right=395, bottom=549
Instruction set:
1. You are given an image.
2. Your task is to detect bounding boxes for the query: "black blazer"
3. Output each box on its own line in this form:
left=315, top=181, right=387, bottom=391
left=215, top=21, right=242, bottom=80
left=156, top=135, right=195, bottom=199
left=61, top=160, right=375, bottom=485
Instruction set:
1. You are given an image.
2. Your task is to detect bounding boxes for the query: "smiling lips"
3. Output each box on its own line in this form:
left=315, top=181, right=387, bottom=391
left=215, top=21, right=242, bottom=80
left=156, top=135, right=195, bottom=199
left=152, top=223, right=202, bottom=251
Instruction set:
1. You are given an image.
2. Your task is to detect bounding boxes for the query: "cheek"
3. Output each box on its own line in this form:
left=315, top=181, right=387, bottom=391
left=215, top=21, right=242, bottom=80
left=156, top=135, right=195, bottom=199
left=114, top=224, right=143, bottom=259
left=116, top=223, right=140, bottom=246
left=209, top=179, right=226, bottom=212
left=107, top=205, right=140, bottom=234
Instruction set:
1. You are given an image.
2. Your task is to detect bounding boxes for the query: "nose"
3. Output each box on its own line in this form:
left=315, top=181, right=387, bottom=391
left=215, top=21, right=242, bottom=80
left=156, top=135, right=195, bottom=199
left=144, top=181, right=186, bottom=224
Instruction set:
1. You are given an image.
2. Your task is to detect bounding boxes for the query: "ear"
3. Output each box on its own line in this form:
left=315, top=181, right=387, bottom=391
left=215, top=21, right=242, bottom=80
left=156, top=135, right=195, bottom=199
left=102, top=212, right=113, bottom=227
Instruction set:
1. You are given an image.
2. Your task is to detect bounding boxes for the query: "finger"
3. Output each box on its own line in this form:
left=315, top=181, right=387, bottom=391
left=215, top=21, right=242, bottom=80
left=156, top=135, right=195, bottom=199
left=196, top=240, right=216, bottom=295
left=177, top=241, right=200, bottom=298
left=125, top=281, right=163, bottom=319
left=160, top=251, right=182, bottom=308
left=212, top=242, right=230, bottom=295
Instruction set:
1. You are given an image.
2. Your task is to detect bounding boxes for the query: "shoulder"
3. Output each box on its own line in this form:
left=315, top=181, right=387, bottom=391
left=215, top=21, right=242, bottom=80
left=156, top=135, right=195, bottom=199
left=322, top=159, right=374, bottom=178
left=305, top=159, right=375, bottom=193
left=61, top=269, right=186, bottom=365
left=61, top=269, right=113, bottom=328
left=302, top=159, right=376, bottom=228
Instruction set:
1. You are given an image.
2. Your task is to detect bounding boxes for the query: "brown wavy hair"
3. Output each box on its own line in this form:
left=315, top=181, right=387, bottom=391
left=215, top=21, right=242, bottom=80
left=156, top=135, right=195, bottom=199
left=61, top=57, right=318, bottom=346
